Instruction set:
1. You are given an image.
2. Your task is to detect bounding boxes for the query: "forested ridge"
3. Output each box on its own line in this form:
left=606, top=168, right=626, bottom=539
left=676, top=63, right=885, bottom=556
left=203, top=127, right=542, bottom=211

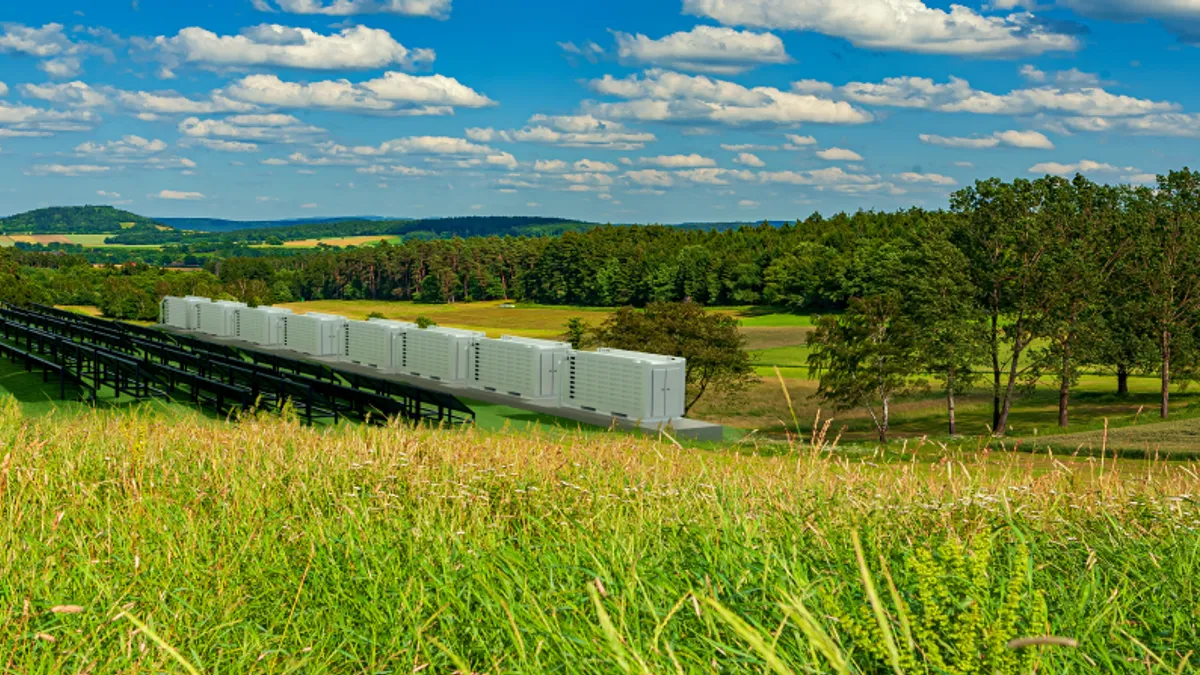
left=5, top=169, right=1200, bottom=438
left=0, top=206, right=162, bottom=234
left=105, top=215, right=596, bottom=245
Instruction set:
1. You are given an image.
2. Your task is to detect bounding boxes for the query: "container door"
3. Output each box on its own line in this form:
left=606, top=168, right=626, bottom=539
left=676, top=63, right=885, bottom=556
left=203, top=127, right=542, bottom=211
left=652, top=369, right=668, bottom=419
left=540, top=353, right=556, bottom=397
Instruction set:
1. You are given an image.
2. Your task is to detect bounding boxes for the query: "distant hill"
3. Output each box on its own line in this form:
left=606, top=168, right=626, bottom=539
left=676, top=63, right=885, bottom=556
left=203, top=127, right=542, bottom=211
left=155, top=216, right=395, bottom=233
left=0, top=206, right=165, bottom=234
left=107, top=215, right=596, bottom=246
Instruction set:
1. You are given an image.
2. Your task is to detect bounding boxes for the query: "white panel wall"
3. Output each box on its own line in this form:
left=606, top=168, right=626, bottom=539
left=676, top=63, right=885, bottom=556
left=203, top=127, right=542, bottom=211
left=159, top=296, right=211, bottom=330
left=197, top=300, right=247, bottom=337
left=560, top=348, right=686, bottom=422
left=398, top=326, right=484, bottom=382
left=235, top=306, right=291, bottom=346
left=344, top=318, right=416, bottom=370
left=283, top=313, right=347, bottom=356
left=469, top=335, right=570, bottom=399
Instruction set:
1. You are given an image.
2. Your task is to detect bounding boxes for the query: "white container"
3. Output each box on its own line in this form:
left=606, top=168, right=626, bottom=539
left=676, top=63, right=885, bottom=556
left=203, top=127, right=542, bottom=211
left=159, top=295, right=210, bottom=330
left=343, top=318, right=416, bottom=370
left=397, top=326, right=484, bottom=382
left=469, top=335, right=570, bottom=399
left=197, top=300, right=247, bottom=337
left=234, top=306, right=292, bottom=346
left=560, top=348, right=687, bottom=422
left=283, top=312, right=347, bottom=357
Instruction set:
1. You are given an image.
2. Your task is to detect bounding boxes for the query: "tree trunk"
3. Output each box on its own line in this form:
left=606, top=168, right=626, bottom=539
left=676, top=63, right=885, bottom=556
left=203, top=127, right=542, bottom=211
left=995, top=332, right=1024, bottom=436
left=1162, top=329, right=1171, bottom=419
left=946, top=366, right=957, bottom=437
left=880, top=396, right=889, bottom=444
left=1117, top=363, right=1129, bottom=397
left=1058, top=344, right=1071, bottom=428
left=991, top=312, right=1001, bottom=432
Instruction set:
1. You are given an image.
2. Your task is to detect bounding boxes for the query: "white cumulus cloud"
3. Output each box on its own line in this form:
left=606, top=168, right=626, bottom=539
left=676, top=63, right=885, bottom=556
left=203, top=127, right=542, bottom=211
left=254, top=0, right=452, bottom=18
left=153, top=189, right=206, bottom=200
left=682, top=0, right=1080, bottom=56
left=509, top=114, right=657, bottom=150
left=0, top=23, right=98, bottom=77
left=20, top=81, right=108, bottom=107
left=193, top=138, right=261, bottom=152
left=734, top=152, right=765, bottom=167
left=76, top=135, right=168, bottom=155
left=613, top=26, right=790, bottom=75
left=222, top=72, right=493, bottom=114
left=1028, top=159, right=1125, bottom=175
left=27, top=163, right=111, bottom=176
left=150, top=24, right=434, bottom=71
left=574, top=159, right=619, bottom=172
left=639, top=153, right=716, bottom=168
left=896, top=171, right=956, bottom=185
left=178, top=114, right=323, bottom=142
left=624, top=169, right=675, bottom=187
left=817, top=147, right=863, bottom=161
left=588, top=68, right=872, bottom=127
left=0, top=99, right=99, bottom=135
left=838, top=75, right=1175, bottom=117
left=919, top=129, right=1054, bottom=149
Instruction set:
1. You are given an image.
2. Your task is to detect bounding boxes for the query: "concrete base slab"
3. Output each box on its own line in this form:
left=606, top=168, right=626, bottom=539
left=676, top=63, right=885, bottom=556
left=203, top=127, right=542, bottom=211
left=158, top=326, right=726, bottom=442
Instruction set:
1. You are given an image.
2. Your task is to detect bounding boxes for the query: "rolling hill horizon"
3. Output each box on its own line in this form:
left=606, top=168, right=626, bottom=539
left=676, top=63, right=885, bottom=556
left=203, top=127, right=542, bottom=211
left=0, top=205, right=787, bottom=236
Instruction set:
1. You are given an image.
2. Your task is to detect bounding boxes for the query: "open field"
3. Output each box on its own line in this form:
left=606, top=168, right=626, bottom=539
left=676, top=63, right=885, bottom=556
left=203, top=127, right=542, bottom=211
left=255, top=235, right=404, bottom=248
left=1, top=231, right=401, bottom=250
left=277, top=299, right=618, bottom=339
left=0, top=402, right=1196, bottom=673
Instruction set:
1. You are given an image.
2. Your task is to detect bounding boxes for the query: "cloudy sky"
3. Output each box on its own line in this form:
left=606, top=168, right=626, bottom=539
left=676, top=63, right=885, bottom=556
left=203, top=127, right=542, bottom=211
left=0, top=0, right=1196, bottom=222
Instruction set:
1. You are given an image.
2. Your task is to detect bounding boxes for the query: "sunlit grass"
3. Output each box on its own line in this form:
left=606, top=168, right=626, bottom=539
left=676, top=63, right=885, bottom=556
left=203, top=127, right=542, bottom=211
left=0, top=399, right=1196, bottom=673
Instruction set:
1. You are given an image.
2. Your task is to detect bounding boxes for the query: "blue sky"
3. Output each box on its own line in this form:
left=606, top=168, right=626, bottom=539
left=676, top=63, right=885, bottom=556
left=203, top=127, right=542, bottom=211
left=1, top=0, right=1198, bottom=223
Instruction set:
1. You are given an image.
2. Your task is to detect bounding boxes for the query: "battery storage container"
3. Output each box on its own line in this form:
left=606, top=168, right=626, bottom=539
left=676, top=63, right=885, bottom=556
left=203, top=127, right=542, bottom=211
left=234, top=306, right=291, bottom=346
left=159, top=295, right=210, bottom=330
left=396, top=326, right=484, bottom=382
left=559, top=348, right=686, bottom=422
left=196, top=300, right=247, bottom=337
left=343, top=318, right=416, bottom=370
left=468, top=335, right=570, bottom=399
left=283, top=312, right=347, bottom=357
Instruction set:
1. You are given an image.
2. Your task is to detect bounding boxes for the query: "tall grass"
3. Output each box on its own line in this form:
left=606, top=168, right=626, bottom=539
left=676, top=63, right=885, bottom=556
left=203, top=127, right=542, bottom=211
left=0, top=397, right=1196, bottom=673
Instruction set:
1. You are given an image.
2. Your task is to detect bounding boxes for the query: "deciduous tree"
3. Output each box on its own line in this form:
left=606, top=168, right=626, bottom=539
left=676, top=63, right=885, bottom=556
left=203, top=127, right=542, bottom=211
left=594, top=302, right=754, bottom=413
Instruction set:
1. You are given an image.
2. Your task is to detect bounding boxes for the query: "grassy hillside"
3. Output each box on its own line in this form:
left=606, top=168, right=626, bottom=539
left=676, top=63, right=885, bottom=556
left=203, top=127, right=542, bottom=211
left=0, top=401, right=1195, bottom=673
left=0, top=206, right=165, bottom=235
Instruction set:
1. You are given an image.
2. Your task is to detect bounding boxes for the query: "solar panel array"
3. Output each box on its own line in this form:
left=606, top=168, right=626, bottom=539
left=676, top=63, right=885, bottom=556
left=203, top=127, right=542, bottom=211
left=0, top=302, right=475, bottom=427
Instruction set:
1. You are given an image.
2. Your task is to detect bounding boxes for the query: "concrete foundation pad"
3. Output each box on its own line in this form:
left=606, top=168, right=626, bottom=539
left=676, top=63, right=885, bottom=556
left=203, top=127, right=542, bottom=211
left=158, top=326, right=726, bottom=442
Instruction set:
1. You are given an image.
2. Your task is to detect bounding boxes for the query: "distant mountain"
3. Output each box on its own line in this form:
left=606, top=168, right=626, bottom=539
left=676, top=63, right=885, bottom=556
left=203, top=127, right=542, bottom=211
left=154, top=216, right=396, bottom=232
left=0, top=206, right=164, bottom=234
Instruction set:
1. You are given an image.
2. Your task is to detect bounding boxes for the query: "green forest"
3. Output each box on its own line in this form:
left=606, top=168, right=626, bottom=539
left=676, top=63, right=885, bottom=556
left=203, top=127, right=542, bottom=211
left=5, top=169, right=1200, bottom=440
left=0, top=206, right=162, bottom=234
